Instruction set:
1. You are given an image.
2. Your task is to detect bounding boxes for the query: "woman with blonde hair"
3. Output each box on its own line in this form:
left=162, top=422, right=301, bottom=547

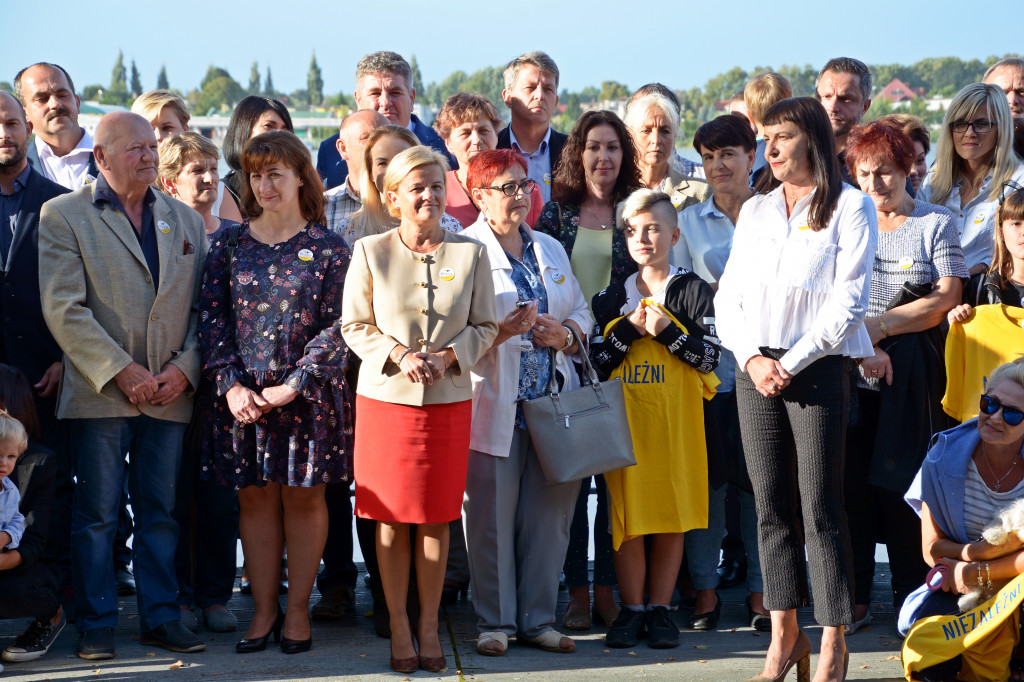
left=919, top=83, right=1024, bottom=274
left=131, top=89, right=190, bottom=144
left=158, top=132, right=231, bottom=235
left=342, top=146, right=498, bottom=674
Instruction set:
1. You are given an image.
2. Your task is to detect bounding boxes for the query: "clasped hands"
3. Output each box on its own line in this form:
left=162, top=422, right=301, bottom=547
left=745, top=356, right=792, bottom=398
left=226, top=382, right=299, bottom=424
left=393, top=346, right=456, bottom=386
left=115, top=361, right=190, bottom=406
left=627, top=300, right=671, bottom=337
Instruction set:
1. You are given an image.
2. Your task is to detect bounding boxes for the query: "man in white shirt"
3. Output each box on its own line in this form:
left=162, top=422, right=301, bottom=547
left=815, top=57, right=872, bottom=184
left=497, top=51, right=567, bottom=203
left=324, top=110, right=387, bottom=237
left=14, top=63, right=97, bottom=190
left=982, top=58, right=1024, bottom=158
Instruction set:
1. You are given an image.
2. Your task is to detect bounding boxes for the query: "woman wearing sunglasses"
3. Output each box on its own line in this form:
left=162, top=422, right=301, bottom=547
left=919, top=83, right=1024, bottom=275
left=900, top=357, right=1024, bottom=680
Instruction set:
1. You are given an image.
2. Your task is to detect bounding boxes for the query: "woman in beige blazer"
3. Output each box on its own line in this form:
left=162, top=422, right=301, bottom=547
left=342, top=146, right=498, bottom=674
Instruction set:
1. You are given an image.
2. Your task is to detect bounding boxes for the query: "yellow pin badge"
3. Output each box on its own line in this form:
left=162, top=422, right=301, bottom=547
left=157, top=220, right=171, bottom=234
left=973, top=212, right=986, bottom=225
left=552, top=271, right=566, bottom=284
left=797, top=224, right=811, bottom=231
left=898, top=256, right=914, bottom=270
left=298, top=249, right=314, bottom=261
left=440, top=267, right=455, bottom=281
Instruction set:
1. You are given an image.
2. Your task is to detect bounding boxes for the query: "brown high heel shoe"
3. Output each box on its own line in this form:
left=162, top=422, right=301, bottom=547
left=744, top=630, right=811, bottom=682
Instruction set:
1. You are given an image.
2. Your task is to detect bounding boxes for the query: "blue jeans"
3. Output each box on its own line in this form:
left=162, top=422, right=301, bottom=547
left=71, top=416, right=185, bottom=632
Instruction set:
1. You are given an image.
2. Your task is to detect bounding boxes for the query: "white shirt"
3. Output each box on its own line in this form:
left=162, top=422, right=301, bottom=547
left=510, top=126, right=554, bottom=203
left=714, top=184, right=877, bottom=376
left=35, top=128, right=95, bottom=190
left=918, top=164, right=1024, bottom=271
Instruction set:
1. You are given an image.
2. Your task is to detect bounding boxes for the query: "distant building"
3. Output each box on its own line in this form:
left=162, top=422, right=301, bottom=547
left=579, top=98, right=628, bottom=119
left=877, top=78, right=925, bottom=104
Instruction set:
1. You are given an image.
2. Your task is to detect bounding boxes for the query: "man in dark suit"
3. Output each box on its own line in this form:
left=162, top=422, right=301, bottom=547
left=316, top=51, right=456, bottom=190
left=14, top=63, right=98, bottom=190
left=497, top=51, right=567, bottom=204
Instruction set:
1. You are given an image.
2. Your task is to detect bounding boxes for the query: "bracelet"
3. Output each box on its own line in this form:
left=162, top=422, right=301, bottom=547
left=558, top=326, right=575, bottom=352
left=395, top=348, right=412, bottom=366
left=879, top=315, right=890, bottom=337
left=976, top=562, right=985, bottom=588
left=441, top=350, right=449, bottom=373
left=984, top=562, right=993, bottom=590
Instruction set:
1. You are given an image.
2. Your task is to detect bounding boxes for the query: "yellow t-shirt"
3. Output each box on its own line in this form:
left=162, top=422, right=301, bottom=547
left=943, top=304, right=1024, bottom=422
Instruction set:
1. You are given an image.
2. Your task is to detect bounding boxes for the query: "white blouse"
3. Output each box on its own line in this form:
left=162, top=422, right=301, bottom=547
left=714, top=184, right=877, bottom=377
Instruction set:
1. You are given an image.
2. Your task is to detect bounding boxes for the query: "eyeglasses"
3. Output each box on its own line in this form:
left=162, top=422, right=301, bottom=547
left=1000, top=180, right=1024, bottom=205
left=480, top=179, right=537, bottom=197
left=950, top=119, right=994, bottom=135
left=980, top=394, right=1024, bottom=426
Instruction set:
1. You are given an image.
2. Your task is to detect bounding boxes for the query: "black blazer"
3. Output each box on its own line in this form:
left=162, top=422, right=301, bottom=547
left=0, top=168, right=70, bottom=385
left=497, top=125, right=568, bottom=179
left=25, top=137, right=98, bottom=183
left=9, top=442, right=56, bottom=569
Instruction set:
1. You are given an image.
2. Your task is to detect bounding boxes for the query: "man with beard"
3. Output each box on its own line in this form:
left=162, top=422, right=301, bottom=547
left=14, top=63, right=98, bottom=190
left=815, top=57, right=872, bottom=184
left=983, top=58, right=1024, bottom=158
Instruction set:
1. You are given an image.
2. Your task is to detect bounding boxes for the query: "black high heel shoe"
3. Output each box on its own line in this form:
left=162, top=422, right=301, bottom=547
left=236, top=607, right=284, bottom=653
left=281, top=614, right=312, bottom=654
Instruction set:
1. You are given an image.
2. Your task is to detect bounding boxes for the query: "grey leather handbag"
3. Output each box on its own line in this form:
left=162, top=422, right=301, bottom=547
left=522, top=348, right=636, bottom=486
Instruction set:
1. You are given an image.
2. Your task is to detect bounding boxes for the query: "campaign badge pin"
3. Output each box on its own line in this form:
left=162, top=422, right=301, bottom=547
left=440, top=267, right=455, bottom=281
left=298, top=249, right=314, bottom=261
left=553, top=271, right=566, bottom=284
left=898, top=256, right=914, bottom=270
left=157, top=220, right=171, bottom=234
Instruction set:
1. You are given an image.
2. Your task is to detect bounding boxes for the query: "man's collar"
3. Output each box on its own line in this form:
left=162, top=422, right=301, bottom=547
left=93, top=172, right=156, bottom=209
left=35, top=128, right=92, bottom=160
left=509, top=125, right=552, bottom=154
left=0, top=164, right=33, bottom=196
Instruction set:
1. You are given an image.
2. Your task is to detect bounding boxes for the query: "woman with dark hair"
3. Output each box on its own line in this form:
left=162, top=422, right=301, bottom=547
left=919, top=83, right=1024, bottom=274
left=842, top=119, right=966, bottom=634
left=460, top=149, right=591, bottom=656
left=674, top=113, right=767, bottom=632
left=715, top=97, right=877, bottom=682
left=199, top=130, right=352, bottom=655
left=534, top=109, right=641, bottom=632
left=219, top=96, right=294, bottom=223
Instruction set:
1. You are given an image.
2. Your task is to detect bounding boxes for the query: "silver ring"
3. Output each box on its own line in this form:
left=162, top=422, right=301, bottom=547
left=537, top=325, right=545, bottom=332
left=871, top=370, right=878, bottom=375
left=520, top=321, right=528, bottom=326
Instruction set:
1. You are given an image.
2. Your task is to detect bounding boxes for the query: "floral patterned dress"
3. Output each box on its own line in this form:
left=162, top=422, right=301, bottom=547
left=198, top=222, right=354, bottom=489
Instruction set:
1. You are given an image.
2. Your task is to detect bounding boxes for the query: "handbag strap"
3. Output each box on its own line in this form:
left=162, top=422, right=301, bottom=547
left=546, top=343, right=600, bottom=396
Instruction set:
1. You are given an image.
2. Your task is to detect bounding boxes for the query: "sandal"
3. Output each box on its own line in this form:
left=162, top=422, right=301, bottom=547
left=476, top=631, right=508, bottom=656
left=518, top=629, right=575, bottom=653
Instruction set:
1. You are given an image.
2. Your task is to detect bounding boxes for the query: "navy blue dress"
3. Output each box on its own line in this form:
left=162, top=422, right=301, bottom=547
left=198, top=222, right=354, bottom=489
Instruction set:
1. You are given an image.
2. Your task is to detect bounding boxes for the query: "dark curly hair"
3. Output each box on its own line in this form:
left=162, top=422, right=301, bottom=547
left=552, top=110, right=641, bottom=205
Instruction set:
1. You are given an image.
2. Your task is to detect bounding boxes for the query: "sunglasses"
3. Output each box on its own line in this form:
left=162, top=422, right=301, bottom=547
left=980, top=394, right=1024, bottom=427
left=1000, top=180, right=1024, bottom=205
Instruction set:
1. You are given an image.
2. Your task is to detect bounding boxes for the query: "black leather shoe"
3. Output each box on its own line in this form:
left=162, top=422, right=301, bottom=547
left=237, top=608, right=284, bottom=653
left=77, top=627, right=115, bottom=660
left=716, top=558, right=747, bottom=589
left=140, top=621, right=206, bottom=653
left=115, top=565, right=136, bottom=596
left=280, top=615, right=312, bottom=654
left=687, top=593, right=722, bottom=631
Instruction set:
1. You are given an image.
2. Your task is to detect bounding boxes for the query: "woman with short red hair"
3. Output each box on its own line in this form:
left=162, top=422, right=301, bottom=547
left=460, top=149, right=592, bottom=657
left=842, top=119, right=967, bottom=633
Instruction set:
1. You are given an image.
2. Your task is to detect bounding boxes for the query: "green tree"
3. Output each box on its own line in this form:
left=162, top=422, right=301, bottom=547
left=248, top=62, right=261, bottom=95
left=82, top=84, right=102, bottom=100
left=195, top=65, right=245, bottom=113
left=289, top=89, right=310, bottom=107
left=129, top=60, right=143, bottom=98
left=0, top=81, right=12, bottom=93
left=599, top=81, right=629, bottom=101
left=264, top=67, right=276, bottom=98
left=156, top=65, right=169, bottom=90
left=307, top=53, right=324, bottom=106
left=410, top=55, right=424, bottom=95
left=104, top=50, right=129, bottom=104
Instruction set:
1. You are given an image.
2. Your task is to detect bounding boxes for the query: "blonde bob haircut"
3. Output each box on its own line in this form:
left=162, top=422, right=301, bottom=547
left=382, top=145, right=450, bottom=219
left=987, top=356, right=1024, bottom=395
left=158, top=131, right=219, bottom=189
left=928, top=83, right=1020, bottom=206
left=348, top=126, right=421, bottom=242
left=0, top=409, right=28, bottom=456
left=744, top=73, right=793, bottom=126
left=131, top=89, right=191, bottom=129
left=618, top=188, right=676, bottom=229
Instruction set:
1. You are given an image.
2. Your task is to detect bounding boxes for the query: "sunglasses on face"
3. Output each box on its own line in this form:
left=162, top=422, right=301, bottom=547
left=980, top=394, right=1024, bottom=427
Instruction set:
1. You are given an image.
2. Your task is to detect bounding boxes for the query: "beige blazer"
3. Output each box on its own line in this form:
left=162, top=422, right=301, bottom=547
left=664, top=164, right=712, bottom=212
left=38, top=182, right=207, bottom=422
left=342, top=229, right=498, bottom=406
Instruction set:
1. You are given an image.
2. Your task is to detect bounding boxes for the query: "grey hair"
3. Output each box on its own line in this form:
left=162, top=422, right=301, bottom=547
left=618, top=189, right=675, bottom=228
left=355, top=51, right=413, bottom=90
left=815, top=57, right=872, bottom=100
left=984, top=58, right=1024, bottom=82
left=623, top=93, right=680, bottom=143
left=503, top=51, right=559, bottom=91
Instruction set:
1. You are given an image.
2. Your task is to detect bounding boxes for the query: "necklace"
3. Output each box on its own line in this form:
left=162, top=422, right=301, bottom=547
left=982, top=443, right=1020, bottom=492
left=583, top=203, right=612, bottom=230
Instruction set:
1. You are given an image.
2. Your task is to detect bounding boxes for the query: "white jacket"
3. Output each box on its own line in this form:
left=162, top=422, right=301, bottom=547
left=461, top=216, right=593, bottom=457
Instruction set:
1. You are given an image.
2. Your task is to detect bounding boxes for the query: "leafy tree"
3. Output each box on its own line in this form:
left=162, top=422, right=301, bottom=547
left=104, top=50, right=129, bottom=104
left=307, top=54, right=323, bottom=106
left=195, top=65, right=245, bottom=113
left=289, top=89, right=310, bottom=107
left=410, top=55, right=424, bottom=95
left=599, top=81, right=629, bottom=101
left=82, top=84, right=102, bottom=100
left=264, top=67, right=276, bottom=98
left=156, top=65, right=169, bottom=90
left=129, top=60, right=143, bottom=98
left=248, top=62, right=261, bottom=95
left=0, top=81, right=12, bottom=93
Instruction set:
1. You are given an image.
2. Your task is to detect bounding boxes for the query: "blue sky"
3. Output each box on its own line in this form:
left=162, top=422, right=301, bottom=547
left=4, top=0, right=1021, bottom=97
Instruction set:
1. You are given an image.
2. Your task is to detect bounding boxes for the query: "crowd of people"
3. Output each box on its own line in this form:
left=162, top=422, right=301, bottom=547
left=1, top=48, right=1023, bottom=682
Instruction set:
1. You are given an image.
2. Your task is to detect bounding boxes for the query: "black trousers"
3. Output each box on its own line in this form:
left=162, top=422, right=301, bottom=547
left=736, top=351, right=855, bottom=626
left=0, top=562, right=59, bottom=621
left=845, top=388, right=929, bottom=613
left=317, top=483, right=358, bottom=593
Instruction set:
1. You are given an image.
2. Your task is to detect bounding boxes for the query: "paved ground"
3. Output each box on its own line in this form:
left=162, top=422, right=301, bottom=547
left=0, top=564, right=907, bottom=681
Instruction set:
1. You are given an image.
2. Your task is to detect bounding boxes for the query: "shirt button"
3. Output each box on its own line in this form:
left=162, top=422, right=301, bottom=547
left=419, top=256, right=428, bottom=263
left=420, top=309, right=428, bottom=315
left=419, top=282, right=428, bottom=288
left=151, top=313, right=158, bottom=321
left=416, top=338, right=426, bottom=346
left=145, top=276, right=152, bottom=283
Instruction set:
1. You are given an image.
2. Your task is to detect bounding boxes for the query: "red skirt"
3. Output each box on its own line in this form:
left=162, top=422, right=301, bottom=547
left=353, top=395, right=471, bottom=524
